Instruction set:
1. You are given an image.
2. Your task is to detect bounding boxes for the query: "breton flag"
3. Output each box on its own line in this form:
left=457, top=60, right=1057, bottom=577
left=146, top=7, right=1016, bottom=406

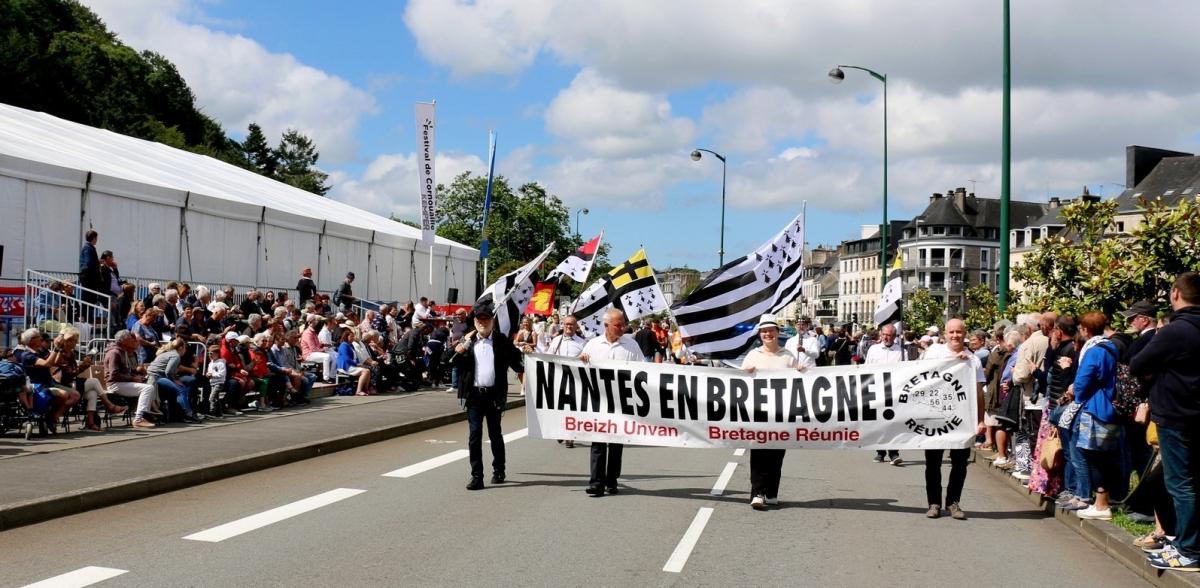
left=477, top=243, right=555, bottom=336
left=873, top=251, right=904, bottom=326
left=546, top=232, right=603, bottom=284
left=572, top=249, right=669, bottom=338
left=672, top=210, right=806, bottom=359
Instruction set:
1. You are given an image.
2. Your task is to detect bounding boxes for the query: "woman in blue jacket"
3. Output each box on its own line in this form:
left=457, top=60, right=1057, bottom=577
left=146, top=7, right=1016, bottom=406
left=336, top=326, right=371, bottom=396
left=1072, top=311, right=1120, bottom=521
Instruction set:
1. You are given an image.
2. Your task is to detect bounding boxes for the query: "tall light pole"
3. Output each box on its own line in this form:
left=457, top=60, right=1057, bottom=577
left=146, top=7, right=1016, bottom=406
left=575, top=207, right=589, bottom=237
left=998, top=0, right=1012, bottom=311
left=691, top=148, right=727, bottom=267
left=829, top=64, right=888, bottom=292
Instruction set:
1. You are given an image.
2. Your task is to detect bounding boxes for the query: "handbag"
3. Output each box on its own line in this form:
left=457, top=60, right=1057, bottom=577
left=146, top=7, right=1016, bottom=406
left=1134, top=402, right=1150, bottom=425
left=1058, top=401, right=1083, bottom=429
left=1147, top=422, right=1159, bottom=446
left=1039, top=429, right=1064, bottom=472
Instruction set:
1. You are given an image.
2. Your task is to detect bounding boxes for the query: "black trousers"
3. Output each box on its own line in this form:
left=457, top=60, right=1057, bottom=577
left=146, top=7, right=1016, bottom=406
left=589, top=442, right=623, bottom=488
left=750, top=448, right=786, bottom=498
left=876, top=450, right=900, bottom=460
left=467, top=402, right=504, bottom=479
left=925, top=448, right=971, bottom=506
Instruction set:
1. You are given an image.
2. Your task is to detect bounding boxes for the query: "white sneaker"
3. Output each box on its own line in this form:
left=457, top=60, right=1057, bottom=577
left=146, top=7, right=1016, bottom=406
left=1012, top=470, right=1031, bottom=481
left=993, top=457, right=1010, bottom=467
left=1076, top=505, right=1113, bottom=520
left=765, top=497, right=779, bottom=506
left=750, top=495, right=766, bottom=510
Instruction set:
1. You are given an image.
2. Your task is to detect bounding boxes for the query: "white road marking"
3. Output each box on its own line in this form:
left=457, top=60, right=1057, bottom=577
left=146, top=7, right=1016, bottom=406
left=710, top=462, right=738, bottom=496
left=733, top=448, right=746, bottom=457
left=382, top=450, right=470, bottom=478
left=385, top=428, right=527, bottom=477
left=21, top=566, right=127, bottom=588
left=183, top=488, right=365, bottom=542
left=663, top=507, right=714, bottom=573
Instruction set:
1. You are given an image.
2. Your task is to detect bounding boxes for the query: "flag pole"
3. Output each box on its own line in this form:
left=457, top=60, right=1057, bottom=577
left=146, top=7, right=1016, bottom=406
left=481, top=130, right=498, bottom=286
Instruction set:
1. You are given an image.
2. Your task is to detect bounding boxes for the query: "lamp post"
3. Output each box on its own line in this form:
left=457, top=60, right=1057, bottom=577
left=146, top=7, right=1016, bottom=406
left=575, top=207, right=589, bottom=237
left=998, top=0, right=1012, bottom=311
left=829, top=64, right=888, bottom=293
left=690, top=148, right=727, bottom=267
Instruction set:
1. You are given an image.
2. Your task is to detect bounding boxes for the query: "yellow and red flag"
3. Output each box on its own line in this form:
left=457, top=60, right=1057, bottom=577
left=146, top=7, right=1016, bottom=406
left=525, top=281, right=557, bottom=316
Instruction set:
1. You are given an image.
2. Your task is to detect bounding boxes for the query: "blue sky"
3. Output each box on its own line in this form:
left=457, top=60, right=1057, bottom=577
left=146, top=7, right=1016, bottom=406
left=83, top=0, right=1200, bottom=270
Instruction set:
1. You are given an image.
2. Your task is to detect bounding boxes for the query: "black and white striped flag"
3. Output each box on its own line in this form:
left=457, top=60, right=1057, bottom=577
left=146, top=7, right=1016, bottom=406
left=672, top=211, right=805, bottom=359
left=477, top=243, right=555, bottom=337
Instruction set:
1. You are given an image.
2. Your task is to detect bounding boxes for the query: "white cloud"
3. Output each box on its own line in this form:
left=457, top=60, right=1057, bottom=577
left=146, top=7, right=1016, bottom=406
left=544, top=69, right=694, bottom=157
left=330, top=152, right=486, bottom=220
left=82, top=0, right=377, bottom=164
left=403, top=0, right=1200, bottom=95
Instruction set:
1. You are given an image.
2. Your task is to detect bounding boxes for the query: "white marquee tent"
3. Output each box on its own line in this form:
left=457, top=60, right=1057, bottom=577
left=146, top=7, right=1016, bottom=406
left=0, top=103, right=477, bottom=303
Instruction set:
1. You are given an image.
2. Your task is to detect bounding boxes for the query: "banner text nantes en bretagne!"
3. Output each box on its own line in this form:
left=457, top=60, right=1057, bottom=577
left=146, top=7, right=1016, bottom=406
left=523, top=354, right=978, bottom=450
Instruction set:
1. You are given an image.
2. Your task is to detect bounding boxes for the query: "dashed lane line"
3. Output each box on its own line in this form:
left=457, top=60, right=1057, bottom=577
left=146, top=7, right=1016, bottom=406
left=384, top=428, right=528, bottom=477
left=183, top=488, right=366, bottom=542
left=20, top=566, right=128, bottom=588
left=733, top=448, right=745, bottom=457
left=662, top=507, right=714, bottom=573
left=710, top=462, right=738, bottom=496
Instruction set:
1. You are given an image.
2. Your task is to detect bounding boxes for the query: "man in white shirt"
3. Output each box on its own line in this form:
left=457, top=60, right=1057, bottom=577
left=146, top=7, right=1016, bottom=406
left=412, top=296, right=432, bottom=327
left=741, top=314, right=808, bottom=509
left=547, top=316, right=586, bottom=448
left=866, top=324, right=905, bottom=465
left=579, top=308, right=642, bottom=496
left=452, top=300, right=525, bottom=491
left=784, top=317, right=820, bottom=365
left=921, top=318, right=986, bottom=520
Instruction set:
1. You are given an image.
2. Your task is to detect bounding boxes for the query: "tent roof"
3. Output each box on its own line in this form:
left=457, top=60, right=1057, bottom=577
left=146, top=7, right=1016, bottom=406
left=0, top=103, right=477, bottom=257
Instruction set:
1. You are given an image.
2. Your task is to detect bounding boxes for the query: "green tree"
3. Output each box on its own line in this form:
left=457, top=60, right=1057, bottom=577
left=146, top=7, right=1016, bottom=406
left=963, top=283, right=1004, bottom=332
left=242, top=122, right=277, bottom=177
left=434, top=172, right=609, bottom=292
left=902, top=288, right=945, bottom=333
left=275, top=128, right=330, bottom=195
left=1013, top=196, right=1200, bottom=317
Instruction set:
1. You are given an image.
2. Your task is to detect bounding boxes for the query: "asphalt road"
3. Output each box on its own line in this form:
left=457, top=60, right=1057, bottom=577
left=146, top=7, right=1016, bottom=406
left=2, top=408, right=1147, bottom=588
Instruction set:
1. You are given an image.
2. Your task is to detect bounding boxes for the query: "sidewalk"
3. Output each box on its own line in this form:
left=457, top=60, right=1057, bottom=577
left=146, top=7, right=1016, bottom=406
left=0, top=383, right=525, bottom=531
left=972, top=448, right=1200, bottom=588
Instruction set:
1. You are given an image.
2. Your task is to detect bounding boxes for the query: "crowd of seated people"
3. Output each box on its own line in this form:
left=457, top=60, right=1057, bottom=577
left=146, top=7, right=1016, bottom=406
left=4, top=271, right=465, bottom=435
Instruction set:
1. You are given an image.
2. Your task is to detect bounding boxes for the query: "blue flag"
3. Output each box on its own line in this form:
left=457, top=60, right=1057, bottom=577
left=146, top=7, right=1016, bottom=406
left=480, top=131, right=497, bottom=260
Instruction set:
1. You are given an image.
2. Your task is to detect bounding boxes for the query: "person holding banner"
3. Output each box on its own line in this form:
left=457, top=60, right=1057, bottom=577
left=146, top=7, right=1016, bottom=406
left=546, top=316, right=586, bottom=448
left=453, top=300, right=525, bottom=491
left=578, top=308, right=642, bottom=496
left=741, top=314, right=810, bottom=510
left=921, top=318, right=986, bottom=520
left=867, top=324, right=904, bottom=465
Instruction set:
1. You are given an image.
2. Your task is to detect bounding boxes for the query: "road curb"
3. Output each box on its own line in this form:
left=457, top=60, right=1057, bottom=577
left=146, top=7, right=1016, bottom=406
left=971, top=449, right=1200, bottom=588
left=0, top=397, right=526, bottom=532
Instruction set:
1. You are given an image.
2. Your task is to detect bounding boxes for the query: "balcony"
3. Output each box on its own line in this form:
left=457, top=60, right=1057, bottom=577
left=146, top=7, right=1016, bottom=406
left=905, top=279, right=965, bottom=293
left=814, top=308, right=837, bottom=317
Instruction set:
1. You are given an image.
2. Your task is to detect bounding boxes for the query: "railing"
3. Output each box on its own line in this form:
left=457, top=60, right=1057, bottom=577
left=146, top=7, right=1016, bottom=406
left=905, top=279, right=965, bottom=293
left=25, top=269, right=112, bottom=348
left=33, top=270, right=295, bottom=308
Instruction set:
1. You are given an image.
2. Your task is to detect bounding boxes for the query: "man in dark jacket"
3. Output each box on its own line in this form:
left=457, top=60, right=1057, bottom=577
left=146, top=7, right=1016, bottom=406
left=1131, top=272, right=1200, bottom=572
left=633, top=320, right=661, bottom=362
left=78, top=230, right=102, bottom=305
left=296, top=267, right=317, bottom=306
left=452, top=301, right=524, bottom=490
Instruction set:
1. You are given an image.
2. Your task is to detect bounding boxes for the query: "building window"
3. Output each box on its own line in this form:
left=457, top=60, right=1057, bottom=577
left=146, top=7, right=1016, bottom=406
left=1117, top=221, right=1125, bottom=232
left=980, top=249, right=989, bottom=268
left=980, top=272, right=988, bottom=286
left=933, top=226, right=945, bottom=235
left=948, top=226, right=962, bottom=236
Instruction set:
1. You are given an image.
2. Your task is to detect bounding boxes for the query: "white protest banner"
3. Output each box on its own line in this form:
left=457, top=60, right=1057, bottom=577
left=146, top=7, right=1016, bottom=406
left=415, top=101, right=437, bottom=247
left=524, top=354, right=978, bottom=450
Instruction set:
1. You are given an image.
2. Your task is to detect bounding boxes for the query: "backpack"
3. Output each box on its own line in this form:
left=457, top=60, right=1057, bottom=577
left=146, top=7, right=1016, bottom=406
left=1100, top=345, right=1141, bottom=418
left=332, top=287, right=342, bottom=307
left=0, top=358, right=25, bottom=381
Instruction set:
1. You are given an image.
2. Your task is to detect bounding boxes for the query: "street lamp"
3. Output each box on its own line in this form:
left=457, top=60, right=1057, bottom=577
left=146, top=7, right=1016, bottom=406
left=690, top=148, right=727, bottom=267
left=829, top=64, right=888, bottom=293
left=575, top=207, right=589, bottom=237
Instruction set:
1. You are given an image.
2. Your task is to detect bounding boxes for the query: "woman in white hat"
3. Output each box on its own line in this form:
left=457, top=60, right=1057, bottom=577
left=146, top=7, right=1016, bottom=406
left=741, top=313, right=811, bottom=510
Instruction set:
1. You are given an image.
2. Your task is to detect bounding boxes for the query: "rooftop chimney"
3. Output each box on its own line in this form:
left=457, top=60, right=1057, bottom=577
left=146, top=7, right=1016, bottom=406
left=930, top=192, right=943, bottom=203
left=1127, top=145, right=1193, bottom=189
left=1049, top=197, right=1061, bottom=208
left=952, top=187, right=967, bottom=211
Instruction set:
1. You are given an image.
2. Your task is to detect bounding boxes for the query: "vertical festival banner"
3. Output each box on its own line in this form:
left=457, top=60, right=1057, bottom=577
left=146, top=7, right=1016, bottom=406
left=415, top=101, right=437, bottom=247
left=481, top=130, right=498, bottom=283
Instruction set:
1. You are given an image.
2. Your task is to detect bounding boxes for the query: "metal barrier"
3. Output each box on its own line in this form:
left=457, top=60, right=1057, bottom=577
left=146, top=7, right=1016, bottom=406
left=24, top=270, right=112, bottom=348
left=31, top=270, right=295, bottom=309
